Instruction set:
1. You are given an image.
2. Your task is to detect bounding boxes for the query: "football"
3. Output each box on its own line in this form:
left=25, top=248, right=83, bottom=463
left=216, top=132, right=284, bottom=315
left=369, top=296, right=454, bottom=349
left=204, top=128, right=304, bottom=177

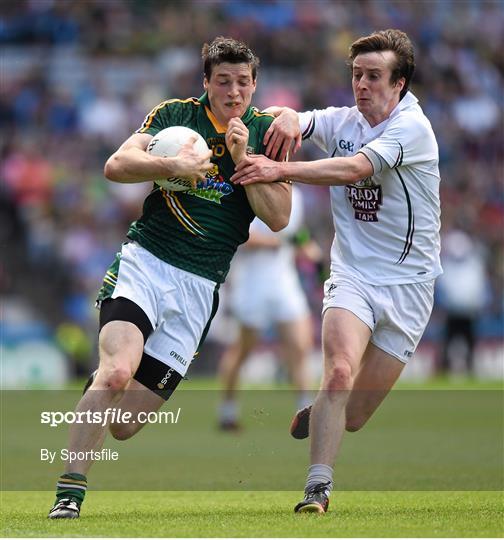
left=147, top=126, right=210, bottom=191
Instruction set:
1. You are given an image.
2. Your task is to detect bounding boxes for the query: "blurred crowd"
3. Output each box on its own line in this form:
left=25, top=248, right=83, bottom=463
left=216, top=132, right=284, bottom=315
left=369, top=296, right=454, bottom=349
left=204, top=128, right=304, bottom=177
left=1, top=0, right=503, bottom=377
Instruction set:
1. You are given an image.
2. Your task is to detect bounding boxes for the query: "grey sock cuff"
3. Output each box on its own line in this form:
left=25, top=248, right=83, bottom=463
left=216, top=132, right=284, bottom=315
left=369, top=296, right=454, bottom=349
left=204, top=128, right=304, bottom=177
left=306, top=464, right=334, bottom=492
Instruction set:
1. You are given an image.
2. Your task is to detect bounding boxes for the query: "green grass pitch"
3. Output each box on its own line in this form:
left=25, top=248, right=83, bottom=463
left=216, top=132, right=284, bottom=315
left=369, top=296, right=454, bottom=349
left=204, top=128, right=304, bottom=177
left=1, top=490, right=502, bottom=537
left=1, top=378, right=502, bottom=537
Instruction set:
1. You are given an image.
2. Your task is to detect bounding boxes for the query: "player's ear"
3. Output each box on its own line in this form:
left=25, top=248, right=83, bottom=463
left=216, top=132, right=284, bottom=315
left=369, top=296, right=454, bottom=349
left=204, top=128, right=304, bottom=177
left=203, top=76, right=209, bottom=91
left=395, top=77, right=405, bottom=93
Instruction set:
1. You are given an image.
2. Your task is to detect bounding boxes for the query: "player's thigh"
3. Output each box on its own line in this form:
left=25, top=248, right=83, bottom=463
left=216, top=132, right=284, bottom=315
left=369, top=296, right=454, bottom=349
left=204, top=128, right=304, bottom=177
left=321, top=272, right=375, bottom=376
left=98, top=320, right=145, bottom=379
left=346, top=342, right=404, bottom=431
left=96, top=294, right=155, bottom=385
left=354, top=341, right=405, bottom=390
left=322, top=308, right=371, bottom=376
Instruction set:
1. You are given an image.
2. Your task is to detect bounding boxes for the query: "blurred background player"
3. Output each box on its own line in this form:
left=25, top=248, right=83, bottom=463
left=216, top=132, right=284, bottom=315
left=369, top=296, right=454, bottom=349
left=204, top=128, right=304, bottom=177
left=436, top=228, right=489, bottom=376
left=218, top=186, right=321, bottom=430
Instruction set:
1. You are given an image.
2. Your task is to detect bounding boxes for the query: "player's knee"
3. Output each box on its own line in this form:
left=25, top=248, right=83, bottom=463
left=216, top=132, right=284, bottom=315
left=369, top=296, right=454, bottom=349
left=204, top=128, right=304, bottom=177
left=323, top=362, right=353, bottom=396
left=100, top=366, right=133, bottom=392
left=327, top=362, right=352, bottom=389
left=99, top=324, right=143, bottom=361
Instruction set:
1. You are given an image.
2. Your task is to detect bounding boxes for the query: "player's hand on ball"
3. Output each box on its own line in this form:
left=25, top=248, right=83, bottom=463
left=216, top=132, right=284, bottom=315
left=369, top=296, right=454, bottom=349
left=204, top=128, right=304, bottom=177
left=173, top=136, right=213, bottom=189
left=263, top=108, right=301, bottom=162
left=226, top=118, right=249, bottom=165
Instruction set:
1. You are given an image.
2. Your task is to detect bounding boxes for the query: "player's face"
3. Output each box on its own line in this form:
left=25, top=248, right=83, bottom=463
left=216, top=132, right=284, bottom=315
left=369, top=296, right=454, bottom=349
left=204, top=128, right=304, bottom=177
left=352, top=51, right=405, bottom=127
left=204, top=62, right=256, bottom=127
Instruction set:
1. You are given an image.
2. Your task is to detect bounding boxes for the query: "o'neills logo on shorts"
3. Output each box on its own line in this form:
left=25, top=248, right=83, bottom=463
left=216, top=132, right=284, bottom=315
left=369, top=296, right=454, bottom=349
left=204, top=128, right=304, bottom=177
left=170, top=350, right=187, bottom=366
left=346, top=179, right=383, bottom=222
left=158, top=368, right=175, bottom=389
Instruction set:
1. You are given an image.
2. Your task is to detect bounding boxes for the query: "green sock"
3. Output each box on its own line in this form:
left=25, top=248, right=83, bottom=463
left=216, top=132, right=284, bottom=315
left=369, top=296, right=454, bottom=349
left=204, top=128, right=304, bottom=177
left=55, top=473, right=87, bottom=505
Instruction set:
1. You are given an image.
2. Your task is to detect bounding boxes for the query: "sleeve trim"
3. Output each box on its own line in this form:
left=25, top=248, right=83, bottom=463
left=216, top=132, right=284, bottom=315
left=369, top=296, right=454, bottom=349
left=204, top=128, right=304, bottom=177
left=358, top=147, right=386, bottom=174
left=301, top=113, right=315, bottom=140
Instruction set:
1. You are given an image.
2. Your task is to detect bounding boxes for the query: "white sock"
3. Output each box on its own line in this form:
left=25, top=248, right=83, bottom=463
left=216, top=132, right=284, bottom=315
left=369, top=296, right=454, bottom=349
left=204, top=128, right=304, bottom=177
left=219, top=399, right=238, bottom=422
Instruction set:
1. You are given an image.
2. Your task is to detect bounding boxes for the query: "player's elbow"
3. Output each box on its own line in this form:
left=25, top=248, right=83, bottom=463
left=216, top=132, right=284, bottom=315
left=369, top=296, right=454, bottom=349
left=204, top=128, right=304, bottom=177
left=103, top=154, right=122, bottom=182
left=343, top=155, right=374, bottom=184
left=268, top=212, right=290, bottom=232
left=269, top=221, right=287, bottom=233
left=343, top=164, right=367, bottom=184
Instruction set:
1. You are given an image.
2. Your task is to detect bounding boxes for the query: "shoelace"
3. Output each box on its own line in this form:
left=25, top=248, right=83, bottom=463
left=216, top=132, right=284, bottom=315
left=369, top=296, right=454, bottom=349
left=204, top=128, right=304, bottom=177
left=54, top=498, right=78, bottom=510
left=305, top=481, right=331, bottom=498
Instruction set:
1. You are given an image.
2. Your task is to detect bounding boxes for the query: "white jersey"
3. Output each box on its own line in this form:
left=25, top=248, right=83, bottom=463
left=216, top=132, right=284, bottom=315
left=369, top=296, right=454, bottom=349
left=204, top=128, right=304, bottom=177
left=299, top=92, right=442, bottom=285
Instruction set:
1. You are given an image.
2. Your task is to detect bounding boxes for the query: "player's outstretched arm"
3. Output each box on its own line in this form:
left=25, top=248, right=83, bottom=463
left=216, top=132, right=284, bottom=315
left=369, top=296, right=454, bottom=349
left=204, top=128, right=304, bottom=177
left=104, top=133, right=212, bottom=185
left=232, top=152, right=373, bottom=187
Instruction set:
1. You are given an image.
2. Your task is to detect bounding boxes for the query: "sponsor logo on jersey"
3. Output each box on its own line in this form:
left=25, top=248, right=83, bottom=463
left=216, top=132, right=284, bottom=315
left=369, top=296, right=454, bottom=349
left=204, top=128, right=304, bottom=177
left=187, top=164, right=233, bottom=204
left=346, top=177, right=383, bottom=222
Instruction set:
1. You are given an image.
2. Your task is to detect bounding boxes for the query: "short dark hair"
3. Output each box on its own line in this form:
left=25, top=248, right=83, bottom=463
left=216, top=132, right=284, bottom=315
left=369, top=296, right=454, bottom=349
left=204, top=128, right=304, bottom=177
left=349, top=29, right=415, bottom=99
left=202, top=36, right=259, bottom=81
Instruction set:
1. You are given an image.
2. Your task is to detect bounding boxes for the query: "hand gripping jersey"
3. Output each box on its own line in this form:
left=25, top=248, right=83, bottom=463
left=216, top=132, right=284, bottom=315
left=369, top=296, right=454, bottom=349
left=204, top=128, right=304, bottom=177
left=299, top=92, right=442, bottom=285
left=128, top=93, right=274, bottom=283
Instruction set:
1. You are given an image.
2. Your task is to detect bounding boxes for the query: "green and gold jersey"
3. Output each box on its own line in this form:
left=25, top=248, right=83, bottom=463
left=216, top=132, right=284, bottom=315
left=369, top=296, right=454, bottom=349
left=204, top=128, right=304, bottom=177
left=126, top=93, right=274, bottom=283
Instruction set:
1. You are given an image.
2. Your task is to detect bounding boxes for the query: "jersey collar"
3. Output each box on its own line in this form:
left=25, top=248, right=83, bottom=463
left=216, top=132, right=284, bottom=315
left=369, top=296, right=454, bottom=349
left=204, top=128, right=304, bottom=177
left=198, top=92, right=255, bottom=133
left=393, top=91, right=418, bottom=115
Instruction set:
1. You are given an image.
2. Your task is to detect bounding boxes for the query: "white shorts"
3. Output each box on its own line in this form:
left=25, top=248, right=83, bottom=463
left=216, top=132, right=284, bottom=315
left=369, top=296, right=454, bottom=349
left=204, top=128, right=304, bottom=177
left=322, top=272, right=435, bottom=363
left=108, top=242, right=218, bottom=376
left=230, top=270, right=309, bottom=330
